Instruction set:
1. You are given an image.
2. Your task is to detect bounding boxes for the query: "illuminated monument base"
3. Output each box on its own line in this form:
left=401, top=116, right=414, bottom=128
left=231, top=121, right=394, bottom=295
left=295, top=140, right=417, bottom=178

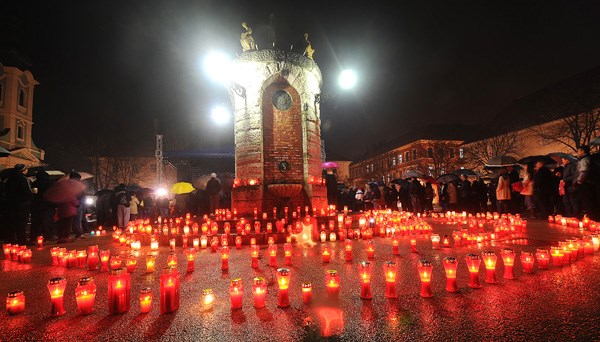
left=229, top=50, right=326, bottom=217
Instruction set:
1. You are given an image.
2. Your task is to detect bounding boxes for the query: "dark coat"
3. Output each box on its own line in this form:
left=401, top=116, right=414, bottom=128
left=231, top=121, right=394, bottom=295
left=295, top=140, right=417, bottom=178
left=5, top=170, right=32, bottom=204
left=533, top=166, right=554, bottom=195
left=206, top=178, right=221, bottom=195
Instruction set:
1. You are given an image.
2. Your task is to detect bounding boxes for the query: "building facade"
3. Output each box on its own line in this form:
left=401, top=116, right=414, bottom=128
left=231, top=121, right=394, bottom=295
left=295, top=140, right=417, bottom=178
left=0, top=65, right=44, bottom=170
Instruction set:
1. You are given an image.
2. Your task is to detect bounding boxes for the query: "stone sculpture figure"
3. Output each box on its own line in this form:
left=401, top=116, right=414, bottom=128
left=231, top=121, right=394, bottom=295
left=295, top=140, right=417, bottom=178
left=240, top=22, right=256, bottom=51
left=304, top=33, right=315, bottom=60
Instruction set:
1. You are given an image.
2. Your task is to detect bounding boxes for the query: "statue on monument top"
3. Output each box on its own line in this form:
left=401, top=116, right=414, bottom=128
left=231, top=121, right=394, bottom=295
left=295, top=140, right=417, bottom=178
left=303, top=33, right=315, bottom=60
left=240, top=22, right=257, bottom=52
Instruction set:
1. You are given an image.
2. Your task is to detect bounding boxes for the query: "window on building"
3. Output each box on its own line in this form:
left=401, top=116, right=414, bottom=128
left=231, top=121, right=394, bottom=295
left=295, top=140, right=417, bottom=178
left=412, top=149, right=417, bottom=160
left=392, top=156, right=396, bottom=166
left=459, top=148, right=464, bottom=158
left=370, top=164, right=374, bottom=172
left=398, top=154, right=403, bottom=164
left=16, top=124, right=24, bottom=141
left=18, top=89, right=26, bottom=107
left=427, top=147, right=433, bottom=158
left=405, top=151, right=410, bottom=162
left=450, top=149, right=455, bottom=158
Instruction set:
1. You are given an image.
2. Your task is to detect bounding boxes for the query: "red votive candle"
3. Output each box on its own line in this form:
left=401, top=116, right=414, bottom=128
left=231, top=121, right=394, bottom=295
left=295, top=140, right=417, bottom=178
left=6, top=290, right=25, bottom=315
left=87, top=251, right=99, bottom=271
left=139, top=288, right=152, bottom=314
left=108, top=268, right=131, bottom=314
left=37, top=236, right=44, bottom=248
left=536, top=249, right=550, bottom=269
left=3, top=244, right=11, bottom=260
left=169, top=238, right=176, bottom=250
left=322, top=244, right=331, bottom=263
left=167, top=252, right=177, bottom=268
left=442, top=235, right=451, bottom=248
left=302, top=283, right=313, bottom=304
left=160, top=267, right=180, bottom=314
left=326, top=270, right=341, bottom=299
left=50, top=247, right=59, bottom=265
left=383, top=261, right=398, bottom=298
left=344, top=240, right=353, bottom=261
left=520, top=251, right=534, bottom=274
left=20, top=249, right=32, bottom=263
left=501, top=248, right=516, bottom=279
left=277, top=268, right=290, bottom=308
left=126, top=256, right=137, bottom=273
left=551, top=246, right=564, bottom=267
left=110, top=256, right=122, bottom=271
left=192, top=238, right=199, bottom=250
left=252, top=277, right=267, bottom=308
left=210, top=237, right=219, bottom=253
left=284, top=242, right=292, bottom=265
left=358, top=261, right=373, bottom=299
left=465, top=252, right=481, bottom=283
left=392, top=237, right=400, bottom=255
left=268, top=244, right=277, bottom=267
left=220, top=246, right=230, bottom=270
left=431, top=234, right=441, bottom=250
left=251, top=245, right=259, bottom=268
left=48, top=277, right=67, bottom=316
left=482, top=251, right=497, bottom=284
left=146, top=253, right=156, bottom=273
left=443, top=257, right=458, bottom=292
left=418, top=260, right=433, bottom=298
left=185, top=248, right=196, bottom=272
left=100, top=250, right=110, bottom=272
left=410, top=237, right=417, bottom=253
left=67, top=250, right=78, bottom=268
left=366, top=241, right=375, bottom=260
left=75, top=276, right=96, bottom=315
left=235, top=236, right=242, bottom=249
left=230, top=278, right=243, bottom=309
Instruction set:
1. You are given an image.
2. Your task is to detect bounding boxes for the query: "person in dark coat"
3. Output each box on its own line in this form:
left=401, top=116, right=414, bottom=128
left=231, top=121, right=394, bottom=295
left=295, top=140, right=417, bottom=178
left=5, top=164, right=32, bottom=244
left=424, top=182, right=434, bottom=212
left=457, top=175, right=472, bottom=212
left=325, top=170, right=338, bottom=206
left=574, top=145, right=597, bottom=219
left=409, top=178, right=422, bottom=214
left=533, top=161, right=554, bottom=218
left=31, top=170, right=55, bottom=241
left=561, top=157, right=577, bottom=217
left=206, top=173, right=221, bottom=214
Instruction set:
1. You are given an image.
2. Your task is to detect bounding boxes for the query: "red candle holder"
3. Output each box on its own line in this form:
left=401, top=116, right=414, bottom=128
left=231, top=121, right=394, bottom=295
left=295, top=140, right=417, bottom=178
left=230, top=279, right=243, bottom=310
left=482, top=251, right=497, bottom=284
left=430, top=234, right=441, bottom=250
left=200, top=235, right=208, bottom=249
left=501, top=248, right=516, bottom=279
left=252, top=277, right=267, bottom=308
left=160, top=267, right=180, bottom=314
left=75, top=277, right=96, bottom=315
left=99, top=250, right=110, bottom=272
left=358, top=261, right=373, bottom=299
left=410, top=237, right=417, bottom=253
left=344, top=240, right=353, bottom=261
left=146, top=253, right=156, bottom=273
left=551, top=246, right=564, bottom=267
left=167, top=252, right=178, bottom=268
left=87, top=251, right=99, bottom=271
left=383, top=261, right=398, bottom=298
left=268, top=244, right=277, bottom=267
left=251, top=245, right=259, bottom=268
left=67, top=250, right=78, bottom=268
left=366, top=241, right=375, bottom=260
left=302, top=283, right=313, bottom=304
left=322, top=244, right=331, bottom=263
left=466, top=254, right=481, bottom=288
left=6, top=290, right=25, bottom=315
left=37, top=236, right=44, bottom=248
left=3, top=244, right=11, bottom=260
left=169, top=238, right=176, bottom=250
left=220, top=246, right=230, bottom=271
left=417, top=260, right=433, bottom=298
left=326, top=270, right=341, bottom=299
left=235, top=236, right=242, bottom=249
left=210, top=237, right=219, bottom=253
left=108, top=268, right=131, bottom=314
left=442, top=235, right=451, bottom=248
left=442, top=257, right=458, bottom=292
left=126, top=256, right=137, bottom=273
left=48, top=277, right=67, bottom=316
left=110, top=256, right=122, bottom=270
left=139, top=288, right=152, bottom=314
left=392, top=237, right=400, bottom=255
left=535, top=249, right=550, bottom=269
left=276, top=268, right=291, bottom=308
left=21, top=249, right=32, bottom=263
left=284, top=242, right=292, bottom=265
left=520, top=251, right=534, bottom=274
left=182, top=248, right=194, bottom=272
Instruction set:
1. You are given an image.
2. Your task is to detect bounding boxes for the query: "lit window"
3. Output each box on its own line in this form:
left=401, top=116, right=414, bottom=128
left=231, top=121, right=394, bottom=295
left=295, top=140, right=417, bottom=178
left=459, top=148, right=464, bottom=158
left=18, top=89, right=26, bottom=107
left=392, top=157, right=396, bottom=166
left=398, top=154, right=402, bottom=164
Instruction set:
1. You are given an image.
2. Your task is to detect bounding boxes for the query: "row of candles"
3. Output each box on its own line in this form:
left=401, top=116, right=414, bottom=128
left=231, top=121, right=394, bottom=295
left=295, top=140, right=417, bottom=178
left=548, top=215, right=597, bottom=231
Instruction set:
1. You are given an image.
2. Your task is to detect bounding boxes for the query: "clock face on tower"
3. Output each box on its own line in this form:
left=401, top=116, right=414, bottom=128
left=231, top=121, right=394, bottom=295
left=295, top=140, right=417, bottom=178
left=272, top=90, right=292, bottom=111
left=278, top=160, right=291, bottom=173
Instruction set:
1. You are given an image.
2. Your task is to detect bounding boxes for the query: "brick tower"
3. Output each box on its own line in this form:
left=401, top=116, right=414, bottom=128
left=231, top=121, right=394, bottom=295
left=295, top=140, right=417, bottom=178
left=229, top=50, right=326, bottom=216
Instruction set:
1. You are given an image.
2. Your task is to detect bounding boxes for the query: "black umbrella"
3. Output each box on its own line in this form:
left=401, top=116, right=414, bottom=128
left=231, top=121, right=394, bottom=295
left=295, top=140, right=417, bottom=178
left=391, top=179, right=410, bottom=188
left=518, top=155, right=557, bottom=165
left=547, top=152, right=577, bottom=163
left=404, top=170, right=425, bottom=178
left=485, top=155, right=518, bottom=168
left=437, top=173, right=459, bottom=183
left=452, top=169, right=478, bottom=176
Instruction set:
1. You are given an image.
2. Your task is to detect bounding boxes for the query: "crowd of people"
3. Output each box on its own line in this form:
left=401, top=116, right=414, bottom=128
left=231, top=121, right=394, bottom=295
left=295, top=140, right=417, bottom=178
left=338, top=146, right=599, bottom=220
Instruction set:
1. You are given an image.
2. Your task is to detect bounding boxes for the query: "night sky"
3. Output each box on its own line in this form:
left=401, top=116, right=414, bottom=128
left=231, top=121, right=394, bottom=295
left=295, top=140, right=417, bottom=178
left=3, top=1, right=600, bottom=166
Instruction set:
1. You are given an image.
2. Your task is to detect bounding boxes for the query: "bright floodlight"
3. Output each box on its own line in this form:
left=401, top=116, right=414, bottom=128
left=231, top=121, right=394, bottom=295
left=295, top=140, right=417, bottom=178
left=338, top=69, right=357, bottom=89
left=211, top=105, right=231, bottom=125
left=203, top=51, right=231, bottom=84
left=155, top=188, right=167, bottom=197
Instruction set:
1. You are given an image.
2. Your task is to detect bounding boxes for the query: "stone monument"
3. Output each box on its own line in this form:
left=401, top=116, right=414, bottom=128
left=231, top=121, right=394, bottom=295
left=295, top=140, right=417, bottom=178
left=228, top=29, right=326, bottom=217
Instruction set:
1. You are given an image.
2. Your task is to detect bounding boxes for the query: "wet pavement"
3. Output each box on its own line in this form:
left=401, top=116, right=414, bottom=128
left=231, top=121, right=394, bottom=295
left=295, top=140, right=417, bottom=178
left=1, top=219, right=599, bottom=341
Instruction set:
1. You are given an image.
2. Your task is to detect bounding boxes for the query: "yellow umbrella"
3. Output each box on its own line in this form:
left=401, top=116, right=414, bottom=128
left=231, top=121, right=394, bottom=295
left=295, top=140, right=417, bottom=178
left=170, top=182, right=195, bottom=195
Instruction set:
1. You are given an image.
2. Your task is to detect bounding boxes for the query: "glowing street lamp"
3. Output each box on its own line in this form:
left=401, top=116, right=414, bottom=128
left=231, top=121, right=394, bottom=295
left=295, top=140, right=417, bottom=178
left=338, top=69, right=357, bottom=90
left=210, top=105, right=231, bottom=125
left=203, top=51, right=232, bottom=84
